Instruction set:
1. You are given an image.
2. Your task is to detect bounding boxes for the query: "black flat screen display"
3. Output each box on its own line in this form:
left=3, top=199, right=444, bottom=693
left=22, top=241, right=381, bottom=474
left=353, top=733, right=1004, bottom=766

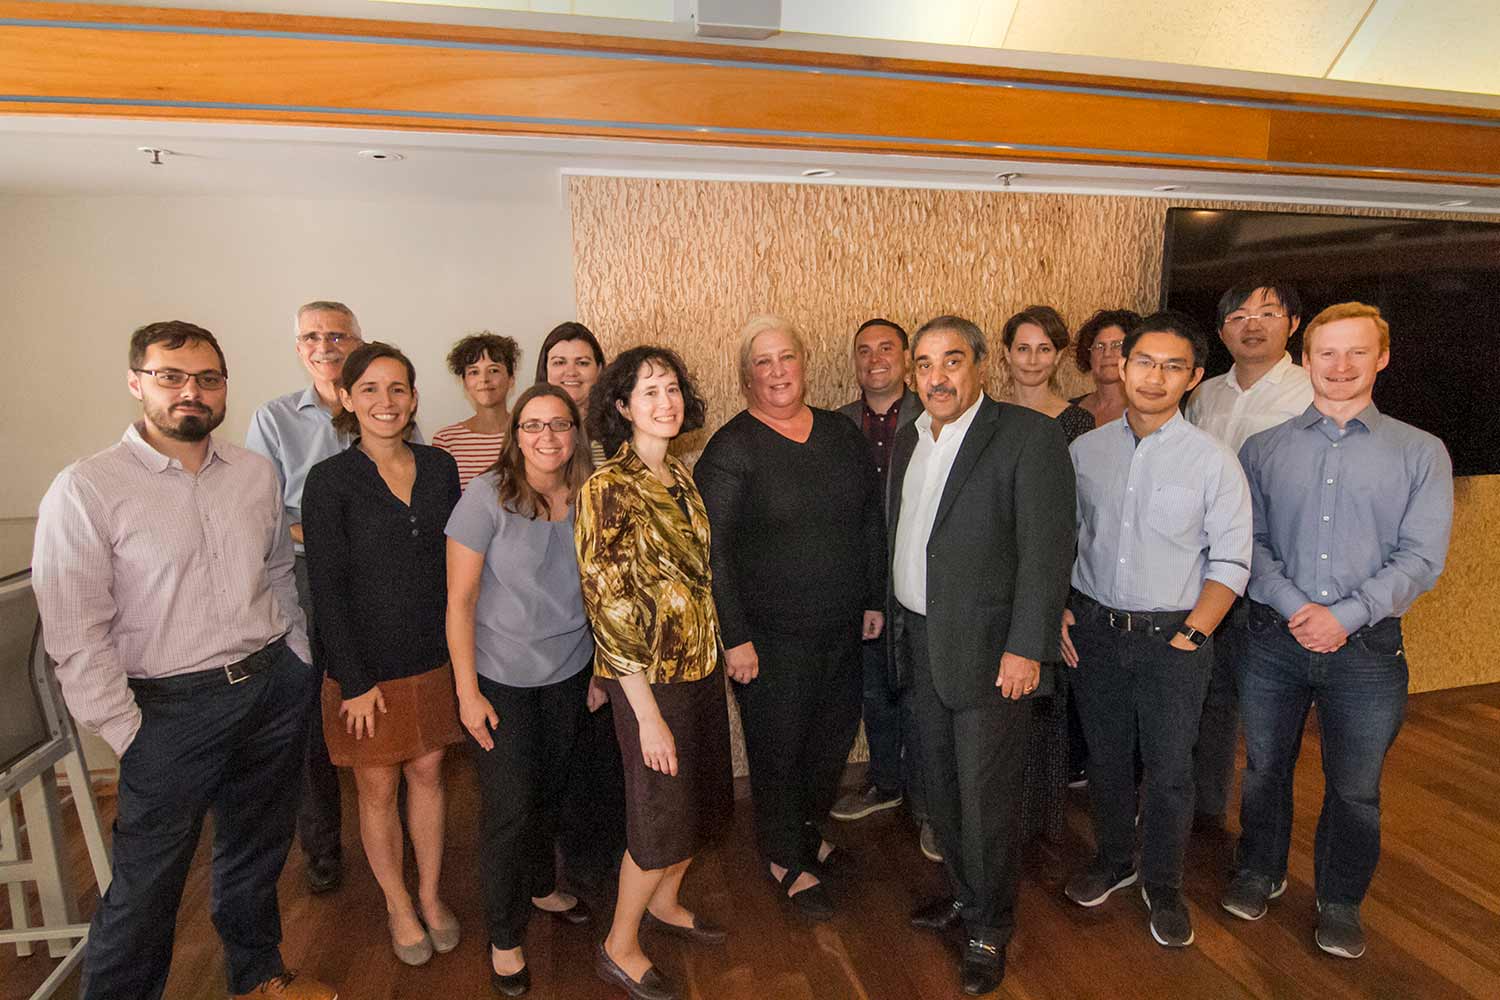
left=1160, top=208, right=1500, bottom=477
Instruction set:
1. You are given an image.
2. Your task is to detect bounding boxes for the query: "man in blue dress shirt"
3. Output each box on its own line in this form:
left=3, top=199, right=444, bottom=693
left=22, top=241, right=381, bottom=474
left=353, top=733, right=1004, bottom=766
left=1224, top=302, right=1453, bottom=960
left=245, top=300, right=365, bottom=894
left=1060, top=311, right=1252, bottom=949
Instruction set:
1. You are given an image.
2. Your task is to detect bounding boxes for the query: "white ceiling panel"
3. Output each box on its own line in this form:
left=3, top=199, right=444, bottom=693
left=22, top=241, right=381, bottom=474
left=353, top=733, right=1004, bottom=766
left=1330, top=0, right=1500, bottom=97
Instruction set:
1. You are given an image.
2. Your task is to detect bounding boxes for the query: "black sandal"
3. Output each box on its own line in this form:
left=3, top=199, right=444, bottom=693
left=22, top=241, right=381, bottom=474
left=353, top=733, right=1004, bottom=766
left=767, top=864, right=834, bottom=921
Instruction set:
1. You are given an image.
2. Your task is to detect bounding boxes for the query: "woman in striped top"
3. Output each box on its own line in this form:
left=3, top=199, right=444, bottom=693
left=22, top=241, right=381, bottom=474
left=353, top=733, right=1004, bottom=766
left=432, top=332, right=520, bottom=488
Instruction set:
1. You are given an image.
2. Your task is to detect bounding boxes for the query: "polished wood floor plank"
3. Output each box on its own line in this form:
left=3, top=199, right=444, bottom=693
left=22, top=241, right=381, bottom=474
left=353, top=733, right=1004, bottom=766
left=4, top=683, right=1498, bottom=999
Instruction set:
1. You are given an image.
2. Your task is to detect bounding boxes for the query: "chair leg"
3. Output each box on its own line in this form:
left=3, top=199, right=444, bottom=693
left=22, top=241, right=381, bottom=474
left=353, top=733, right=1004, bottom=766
left=0, top=795, right=34, bottom=958
left=20, top=772, right=79, bottom=959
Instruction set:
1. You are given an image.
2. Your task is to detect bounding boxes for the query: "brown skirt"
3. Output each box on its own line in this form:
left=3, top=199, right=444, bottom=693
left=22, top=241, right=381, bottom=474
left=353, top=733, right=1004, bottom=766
left=322, top=663, right=464, bottom=769
left=605, top=671, right=734, bottom=871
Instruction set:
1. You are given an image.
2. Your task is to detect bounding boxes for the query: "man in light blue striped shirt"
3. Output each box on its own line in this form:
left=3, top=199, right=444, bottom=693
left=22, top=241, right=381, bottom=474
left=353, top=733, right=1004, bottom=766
left=1224, top=303, right=1453, bottom=960
left=1059, top=311, right=1252, bottom=950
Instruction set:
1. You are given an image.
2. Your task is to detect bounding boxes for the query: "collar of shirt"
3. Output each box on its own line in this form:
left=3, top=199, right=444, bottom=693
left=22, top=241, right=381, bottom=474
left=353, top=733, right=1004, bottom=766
left=296, top=385, right=326, bottom=412
left=1119, top=408, right=1188, bottom=449
left=862, top=394, right=903, bottom=422
left=914, top=393, right=983, bottom=445
left=1293, top=401, right=1382, bottom=439
left=1227, top=352, right=1296, bottom=394
left=122, top=421, right=231, bottom=474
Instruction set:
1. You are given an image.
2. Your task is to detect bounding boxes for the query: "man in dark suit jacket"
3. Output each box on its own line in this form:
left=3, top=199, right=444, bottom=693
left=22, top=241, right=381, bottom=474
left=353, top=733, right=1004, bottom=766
left=831, top=318, right=929, bottom=837
left=891, top=315, right=1076, bottom=995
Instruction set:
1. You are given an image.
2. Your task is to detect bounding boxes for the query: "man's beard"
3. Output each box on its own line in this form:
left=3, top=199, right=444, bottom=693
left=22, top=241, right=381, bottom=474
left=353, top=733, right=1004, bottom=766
left=148, top=402, right=225, bottom=442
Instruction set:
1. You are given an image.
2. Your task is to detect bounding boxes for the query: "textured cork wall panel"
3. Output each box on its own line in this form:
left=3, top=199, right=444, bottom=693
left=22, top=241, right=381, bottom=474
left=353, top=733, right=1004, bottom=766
left=569, top=177, right=1498, bottom=723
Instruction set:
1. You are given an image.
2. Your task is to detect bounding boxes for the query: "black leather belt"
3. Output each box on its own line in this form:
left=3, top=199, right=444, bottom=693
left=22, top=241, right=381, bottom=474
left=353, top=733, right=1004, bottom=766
left=224, top=636, right=288, bottom=684
left=129, top=636, right=288, bottom=694
left=1071, top=591, right=1189, bottom=636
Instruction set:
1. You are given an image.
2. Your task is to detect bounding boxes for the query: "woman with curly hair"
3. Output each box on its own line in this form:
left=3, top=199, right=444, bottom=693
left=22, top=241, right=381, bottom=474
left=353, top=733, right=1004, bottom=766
left=432, top=331, right=520, bottom=489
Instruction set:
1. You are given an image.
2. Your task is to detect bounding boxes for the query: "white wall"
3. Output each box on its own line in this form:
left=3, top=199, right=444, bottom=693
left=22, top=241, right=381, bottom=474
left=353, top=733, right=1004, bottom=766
left=0, top=187, right=577, bottom=519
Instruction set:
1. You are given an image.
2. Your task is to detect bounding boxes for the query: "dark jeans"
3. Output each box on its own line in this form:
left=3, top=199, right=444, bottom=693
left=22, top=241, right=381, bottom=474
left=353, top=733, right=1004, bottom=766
left=861, top=636, right=926, bottom=820
left=81, top=645, right=315, bottom=1000
left=1194, top=598, right=1246, bottom=818
left=469, top=669, right=589, bottom=949
left=1069, top=597, right=1213, bottom=889
left=1236, top=603, right=1408, bottom=905
left=901, top=608, right=1029, bottom=944
left=558, top=698, right=628, bottom=892
left=292, top=555, right=343, bottom=864
left=734, top=621, right=863, bottom=871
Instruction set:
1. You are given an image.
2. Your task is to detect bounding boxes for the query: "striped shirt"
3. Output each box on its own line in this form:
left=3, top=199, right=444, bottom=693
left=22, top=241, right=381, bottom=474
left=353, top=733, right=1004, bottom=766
left=431, top=422, right=506, bottom=488
left=32, top=423, right=309, bottom=756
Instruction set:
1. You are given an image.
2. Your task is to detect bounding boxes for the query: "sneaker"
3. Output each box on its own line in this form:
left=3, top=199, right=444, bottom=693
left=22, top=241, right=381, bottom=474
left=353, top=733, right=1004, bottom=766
left=1221, top=871, right=1287, bottom=921
left=1316, top=901, right=1366, bottom=959
left=919, top=821, right=943, bottom=863
left=1141, top=884, right=1194, bottom=948
left=1064, top=859, right=1138, bottom=907
left=1066, top=768, right=1089, bottom=789
left=830, top=785, right=903, bottom=821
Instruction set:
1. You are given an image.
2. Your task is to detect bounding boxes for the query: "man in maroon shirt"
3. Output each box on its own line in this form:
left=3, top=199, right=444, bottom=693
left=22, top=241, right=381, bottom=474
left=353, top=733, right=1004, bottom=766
left=833, top=319, right=932, bottom=856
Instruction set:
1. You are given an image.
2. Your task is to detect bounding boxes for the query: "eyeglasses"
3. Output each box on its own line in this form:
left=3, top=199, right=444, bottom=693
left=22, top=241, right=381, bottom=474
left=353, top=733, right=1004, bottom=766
left=132, top=368, right=227, bottom=390
left=1090, top=338, right=1125, bottom=354
left=1125, top=355, right=1193, bottom=375
left=518, top=418, right=575, bottom=434
left=1224, top=310, right=1287, bottom=329
left=297, top=333, right=359, bottom=348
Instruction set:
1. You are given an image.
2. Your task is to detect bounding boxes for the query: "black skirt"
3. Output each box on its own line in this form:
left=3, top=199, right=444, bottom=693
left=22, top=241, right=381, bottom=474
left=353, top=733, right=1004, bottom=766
left=603, top=671, right=734, bottom=871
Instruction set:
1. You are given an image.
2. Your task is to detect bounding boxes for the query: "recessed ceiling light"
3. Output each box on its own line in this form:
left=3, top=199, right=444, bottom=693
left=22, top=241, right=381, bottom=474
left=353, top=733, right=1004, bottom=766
left=1439, top=198, right=1472, bottom=207
left=801, top=168, right=837, bottom=178
left=1153, top=184, right=1184, bottom=192
left=357, top=149, right=403, bottom=161
left=995, top=172, right=1022, bottom=187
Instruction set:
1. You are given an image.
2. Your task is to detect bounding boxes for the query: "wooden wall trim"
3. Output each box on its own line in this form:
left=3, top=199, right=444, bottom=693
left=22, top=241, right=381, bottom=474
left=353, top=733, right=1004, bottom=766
left=2, top=2, right=1500, bottom=186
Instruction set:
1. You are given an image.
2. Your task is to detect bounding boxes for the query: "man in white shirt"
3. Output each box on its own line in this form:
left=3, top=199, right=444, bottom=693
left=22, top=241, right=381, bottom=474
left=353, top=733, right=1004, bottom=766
left=1184, top=281, right=1313, bottom=833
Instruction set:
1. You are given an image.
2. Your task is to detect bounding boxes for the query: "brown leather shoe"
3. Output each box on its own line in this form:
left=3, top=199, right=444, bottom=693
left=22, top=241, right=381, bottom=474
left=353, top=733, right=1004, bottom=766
left=232, top=972, right=338, bottom=999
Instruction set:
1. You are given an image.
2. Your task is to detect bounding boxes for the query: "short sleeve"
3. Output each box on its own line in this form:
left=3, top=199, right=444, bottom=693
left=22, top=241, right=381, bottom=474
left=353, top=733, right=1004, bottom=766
left=446, top=474, right=501, bottom=556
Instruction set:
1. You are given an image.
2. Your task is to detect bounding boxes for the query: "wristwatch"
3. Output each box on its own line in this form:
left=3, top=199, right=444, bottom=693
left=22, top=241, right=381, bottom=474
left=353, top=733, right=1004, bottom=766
left=1175, top=625, right=1209, bottom=648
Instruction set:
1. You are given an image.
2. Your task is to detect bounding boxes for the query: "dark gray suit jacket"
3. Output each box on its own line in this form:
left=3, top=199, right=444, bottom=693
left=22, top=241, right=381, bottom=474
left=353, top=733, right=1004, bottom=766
left=838, top=388, right=924, bottom=440
left=887, top=394, right=1077, bottom=711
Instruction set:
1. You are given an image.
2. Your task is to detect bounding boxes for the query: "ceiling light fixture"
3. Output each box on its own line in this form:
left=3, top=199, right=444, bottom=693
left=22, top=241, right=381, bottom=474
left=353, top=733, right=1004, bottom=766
left=996, top=172, right=1022, bottom=188
left=1438, top=198, right=1472, bottom=207
left=1153, top=184, right=1184, bottom=192
left=357, top=149, right=403, bottom=161
left=801, top=168, right=837, bottom=178
left=137, top=146, right=171, bottom=166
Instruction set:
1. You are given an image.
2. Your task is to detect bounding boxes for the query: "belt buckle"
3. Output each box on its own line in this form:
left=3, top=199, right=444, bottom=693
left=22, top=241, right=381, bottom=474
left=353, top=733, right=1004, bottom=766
left=1108, top=610, right=1132, bottom=632
left=224, top=661, right=251, bottom=685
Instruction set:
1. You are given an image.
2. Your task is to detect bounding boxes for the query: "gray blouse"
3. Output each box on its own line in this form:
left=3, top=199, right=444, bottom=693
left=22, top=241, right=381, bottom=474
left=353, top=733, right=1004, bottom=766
left=445, top=472, right=594, bottom=688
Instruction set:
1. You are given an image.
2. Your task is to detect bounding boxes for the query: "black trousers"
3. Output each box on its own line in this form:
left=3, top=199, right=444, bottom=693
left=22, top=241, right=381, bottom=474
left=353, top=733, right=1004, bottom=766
left=469, top=669, right=589, bottom=950
left=292, top=555, right=343, bottom=864
left=557, top=699, right=628, bottom=891
left=81, top=645, right=315, bottom=1000
left=733, top=621, right=863, bottom=872
left=902, top=609, right=1030, bottom=944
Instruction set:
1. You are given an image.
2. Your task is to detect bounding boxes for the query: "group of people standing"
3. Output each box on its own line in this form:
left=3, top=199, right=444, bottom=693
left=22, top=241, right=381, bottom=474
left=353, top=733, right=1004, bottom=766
left=30, top=279, right=1451, bottom=1000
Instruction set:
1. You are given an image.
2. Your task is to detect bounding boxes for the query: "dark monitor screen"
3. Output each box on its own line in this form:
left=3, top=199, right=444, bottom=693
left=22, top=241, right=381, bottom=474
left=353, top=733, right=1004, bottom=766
left=1160, top=208, right=1500, bottom=477
left=0, top=574, right=52, bottom=777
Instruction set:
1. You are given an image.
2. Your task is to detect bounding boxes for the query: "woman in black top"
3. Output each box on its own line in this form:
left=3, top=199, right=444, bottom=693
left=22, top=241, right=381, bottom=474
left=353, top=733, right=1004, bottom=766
left=303, top=342, right=464, bottom=968
left=695, top=314, right=885, bottom=920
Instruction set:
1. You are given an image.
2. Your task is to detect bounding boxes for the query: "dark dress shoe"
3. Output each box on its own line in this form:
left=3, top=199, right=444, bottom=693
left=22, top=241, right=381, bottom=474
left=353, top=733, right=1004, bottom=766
left=960, top=938, right=1005, bottom=996
left=305, top=855, right=342, bottom=895
left=593, top=941, right=678, bottom=1000
left=767, top=866, right=834, bottom=921
left=641, top=910, right=728, bottom=945
left=491, top=964, right=530, bottom=997
left=811, top=844, right=856, bottom=880
left=909, top=898, right=962, bottom=932
left=535, top=898, right=592, bottom=926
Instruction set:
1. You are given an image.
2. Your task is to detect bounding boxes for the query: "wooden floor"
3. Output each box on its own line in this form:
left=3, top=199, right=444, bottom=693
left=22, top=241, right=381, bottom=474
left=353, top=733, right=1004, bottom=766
left=5, top=683, right=1499, bottom=1000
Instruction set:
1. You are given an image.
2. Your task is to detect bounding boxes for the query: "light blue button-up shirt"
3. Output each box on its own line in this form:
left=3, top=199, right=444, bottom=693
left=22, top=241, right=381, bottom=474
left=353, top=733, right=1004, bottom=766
left=1239, top=403, right=1453, bottom=634
left=245, top=385, right=423, bottom=549
left=1071, top=412, right=1252, bottom=612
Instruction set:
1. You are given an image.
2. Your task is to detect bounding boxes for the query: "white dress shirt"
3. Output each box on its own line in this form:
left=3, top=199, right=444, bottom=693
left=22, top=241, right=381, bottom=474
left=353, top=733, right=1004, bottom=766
left=893, top=395, right=983, bottom=615
left=1184, top=352, right=1313, bottom=454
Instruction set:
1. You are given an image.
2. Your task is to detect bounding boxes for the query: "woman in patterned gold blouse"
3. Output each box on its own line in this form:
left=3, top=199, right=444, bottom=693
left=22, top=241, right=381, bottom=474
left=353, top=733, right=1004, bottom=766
left=575, top=345, right=733, bottom=1000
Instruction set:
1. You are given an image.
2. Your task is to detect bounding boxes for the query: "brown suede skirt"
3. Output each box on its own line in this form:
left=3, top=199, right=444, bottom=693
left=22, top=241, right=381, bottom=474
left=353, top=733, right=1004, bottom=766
left=321, top=663, right=464, bottom=768
left=605, top=671, right=734, bottom=871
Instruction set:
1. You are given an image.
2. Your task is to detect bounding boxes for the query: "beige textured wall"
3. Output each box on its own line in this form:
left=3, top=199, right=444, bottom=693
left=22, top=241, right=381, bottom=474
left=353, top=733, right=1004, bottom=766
left=568, top=176, right=1499, bottom=700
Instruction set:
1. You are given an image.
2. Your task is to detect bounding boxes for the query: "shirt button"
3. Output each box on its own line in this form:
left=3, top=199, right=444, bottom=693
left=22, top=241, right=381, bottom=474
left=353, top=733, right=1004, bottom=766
left=1323, top=515, right=1330, bottom=521
left=409, top=515, right=417, bottom=523
left=1123, top=521, right=1130, bottom=527
left=1332, top=443, right=1339, bottom=449
left=411, top=529, right=419, bottom=537
left=1320, top=553, right=1328, bottom=560
left=1326, top=479, right=1334, bottom=485
left=1321, top=590, right=1329, bottom=597
left=1119, top=558, right=1126, bottom=564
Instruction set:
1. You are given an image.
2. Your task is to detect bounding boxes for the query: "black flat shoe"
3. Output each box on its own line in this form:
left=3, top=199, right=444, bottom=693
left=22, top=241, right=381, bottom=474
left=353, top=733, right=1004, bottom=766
left=960, top=938, right=1005, bottom=996
left=909, top=897, right=962, bottom=932
left=641, top=910, right=728, bottom=945
left=535, top=898, right=592, bottom=926
left=767, top=865, right=834, bottom=921
left=305, top=855, right=342, bottom=895
left=490, top=964, right=530, bottom=997
left=593, top=941, right=678, bottom=1000
left=812, top=844, right=856, bottom=880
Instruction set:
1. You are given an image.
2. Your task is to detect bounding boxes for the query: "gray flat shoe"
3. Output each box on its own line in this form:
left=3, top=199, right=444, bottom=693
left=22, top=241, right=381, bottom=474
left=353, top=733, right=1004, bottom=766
left=390, top=914, right=434, bottom=966
left=428, top=916, right=461, bottom=954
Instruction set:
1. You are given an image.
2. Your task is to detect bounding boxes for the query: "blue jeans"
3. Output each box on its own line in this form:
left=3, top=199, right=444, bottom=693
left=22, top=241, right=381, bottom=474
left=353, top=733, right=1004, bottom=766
left=1235, top=602, right=1407, bottom=906
left=861, top=637, right=926, bottom=820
